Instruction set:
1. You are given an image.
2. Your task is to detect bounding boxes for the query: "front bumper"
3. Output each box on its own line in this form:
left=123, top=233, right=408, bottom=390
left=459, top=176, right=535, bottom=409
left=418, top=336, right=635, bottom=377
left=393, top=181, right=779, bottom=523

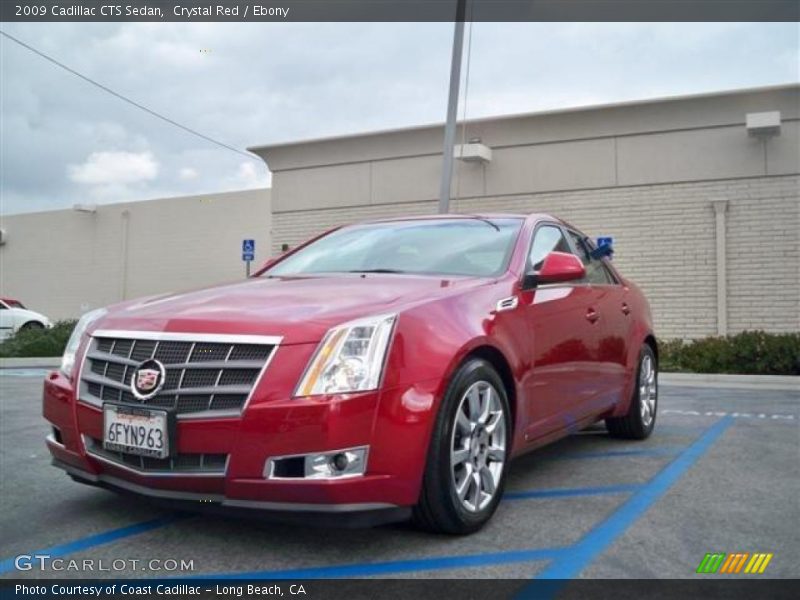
left=43, top=365, right=441, bottom=515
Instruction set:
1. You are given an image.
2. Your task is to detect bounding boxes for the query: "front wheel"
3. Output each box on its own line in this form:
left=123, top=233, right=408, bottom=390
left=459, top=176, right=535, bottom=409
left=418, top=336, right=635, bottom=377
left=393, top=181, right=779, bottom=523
left=413, top=358, right=511, bottom=534
left=20, top=321, right=45, bottom=331
left=606, top=344, right=658, bottom=439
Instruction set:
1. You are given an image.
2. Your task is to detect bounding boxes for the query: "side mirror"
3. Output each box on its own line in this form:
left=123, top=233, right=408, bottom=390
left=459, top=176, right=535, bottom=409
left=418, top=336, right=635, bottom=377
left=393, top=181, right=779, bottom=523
left=522, top=251, right=586, bottom=289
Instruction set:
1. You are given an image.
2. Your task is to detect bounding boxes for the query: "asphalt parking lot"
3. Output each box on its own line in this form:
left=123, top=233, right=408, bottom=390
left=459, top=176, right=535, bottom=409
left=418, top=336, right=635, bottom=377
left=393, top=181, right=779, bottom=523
left=1, top=370, right=797, bottom=581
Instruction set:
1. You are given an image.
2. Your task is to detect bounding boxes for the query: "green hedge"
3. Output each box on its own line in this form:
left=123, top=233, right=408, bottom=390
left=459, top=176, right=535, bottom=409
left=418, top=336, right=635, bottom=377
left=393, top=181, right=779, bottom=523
left=659, top=331, right=800, bottom=376
left=1, top=322, right=797, bottom=376
left=0, top=320, right=77, bottom=358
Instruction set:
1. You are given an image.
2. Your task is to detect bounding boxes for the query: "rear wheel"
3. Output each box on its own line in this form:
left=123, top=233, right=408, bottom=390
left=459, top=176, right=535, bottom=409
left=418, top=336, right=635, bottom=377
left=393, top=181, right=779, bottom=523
left=20, top=321, right=45, bottom=331
left=413, top=359, right=511, bottom=534
left=606, top=344, right=657, bottom=439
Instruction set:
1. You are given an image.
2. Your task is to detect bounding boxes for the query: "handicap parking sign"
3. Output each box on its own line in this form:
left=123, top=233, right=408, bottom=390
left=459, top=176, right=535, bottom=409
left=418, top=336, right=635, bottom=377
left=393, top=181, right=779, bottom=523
left=593, top=236, right=614, bottom=260
left=596, top=236, right=613, bottom=248
left=242, top=239, right=255, bottom=262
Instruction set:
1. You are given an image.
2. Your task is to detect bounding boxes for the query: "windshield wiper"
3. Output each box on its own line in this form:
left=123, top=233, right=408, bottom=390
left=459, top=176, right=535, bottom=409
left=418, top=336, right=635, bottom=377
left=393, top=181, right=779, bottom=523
left=348, top=269, right=407, bottom=274
left=466, top=216, right=500, bottom=231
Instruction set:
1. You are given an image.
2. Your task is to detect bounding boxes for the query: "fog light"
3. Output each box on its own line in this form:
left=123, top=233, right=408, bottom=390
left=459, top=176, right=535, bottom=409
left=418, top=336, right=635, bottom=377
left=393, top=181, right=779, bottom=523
left=305, top=447, right=367, bottom=479
left=332, top=453, right=349, bottom=471
left=265, top=446, right=368, bottom=480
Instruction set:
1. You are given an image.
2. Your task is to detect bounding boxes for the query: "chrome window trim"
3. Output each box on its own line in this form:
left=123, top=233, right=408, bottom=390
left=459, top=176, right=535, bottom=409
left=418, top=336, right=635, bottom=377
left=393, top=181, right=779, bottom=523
left=77, top=330, right=282, bottom=420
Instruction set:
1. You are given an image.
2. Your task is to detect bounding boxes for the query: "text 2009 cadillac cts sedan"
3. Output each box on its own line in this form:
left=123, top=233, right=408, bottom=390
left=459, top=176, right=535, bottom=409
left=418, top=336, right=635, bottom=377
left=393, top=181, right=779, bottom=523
left=44, top=214, right=657, bottom=534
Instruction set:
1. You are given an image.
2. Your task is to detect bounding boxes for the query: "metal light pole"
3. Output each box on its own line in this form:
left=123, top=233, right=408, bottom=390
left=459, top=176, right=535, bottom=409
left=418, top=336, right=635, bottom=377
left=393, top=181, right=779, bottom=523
left=438, top=0, right=467, bottom=214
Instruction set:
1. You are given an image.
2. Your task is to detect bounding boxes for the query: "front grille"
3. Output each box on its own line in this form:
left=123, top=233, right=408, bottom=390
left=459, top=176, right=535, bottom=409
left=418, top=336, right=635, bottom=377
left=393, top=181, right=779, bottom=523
left=84, top=437, right=227, bottom=474
left=79, top=332, right=277, bottom=417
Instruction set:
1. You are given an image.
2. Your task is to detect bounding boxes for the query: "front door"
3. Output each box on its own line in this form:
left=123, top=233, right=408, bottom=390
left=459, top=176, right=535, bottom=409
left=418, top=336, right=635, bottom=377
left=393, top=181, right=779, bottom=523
left=521, top=224, right=602, bottom=440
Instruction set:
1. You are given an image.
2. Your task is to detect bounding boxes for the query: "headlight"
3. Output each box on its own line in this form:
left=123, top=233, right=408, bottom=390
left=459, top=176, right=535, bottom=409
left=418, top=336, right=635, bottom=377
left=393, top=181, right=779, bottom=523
left=294, top=313, right=397, bottom=397
left=60, top=308, right=107, bottom=376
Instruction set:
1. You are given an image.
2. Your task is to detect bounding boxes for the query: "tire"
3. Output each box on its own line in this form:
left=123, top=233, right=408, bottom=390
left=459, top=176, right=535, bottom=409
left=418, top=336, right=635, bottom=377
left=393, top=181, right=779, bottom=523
left=606, top=344, right=658, bottom=440
left=413, top=358, right=511, bottom=534
left=20, top=321, right=45, bottom=331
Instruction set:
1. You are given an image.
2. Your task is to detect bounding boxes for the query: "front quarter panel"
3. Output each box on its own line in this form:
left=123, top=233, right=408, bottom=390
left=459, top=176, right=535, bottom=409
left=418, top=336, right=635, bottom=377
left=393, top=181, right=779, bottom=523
left=375, top=277, right=529, bottom=468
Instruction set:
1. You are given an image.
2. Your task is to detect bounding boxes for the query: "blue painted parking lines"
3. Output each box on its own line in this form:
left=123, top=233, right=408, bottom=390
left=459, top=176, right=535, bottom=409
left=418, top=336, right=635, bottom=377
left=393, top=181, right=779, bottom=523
left=206, top=418, right=730, bottom=581
left=202, top=546, right=567, bottom=580
left=525, top=416, right=734, bottom=589
left=505, top=482, right=642, bottom=500
left=3, top=418, right=727, bottom=581
left=0, top=514, right=186, bottom=575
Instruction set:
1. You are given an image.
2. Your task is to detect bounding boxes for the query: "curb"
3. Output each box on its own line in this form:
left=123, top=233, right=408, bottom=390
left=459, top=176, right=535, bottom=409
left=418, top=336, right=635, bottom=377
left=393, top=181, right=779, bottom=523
left=661, top=372, right=799, bottom=391
left=0, top=357, right=60, bottom=369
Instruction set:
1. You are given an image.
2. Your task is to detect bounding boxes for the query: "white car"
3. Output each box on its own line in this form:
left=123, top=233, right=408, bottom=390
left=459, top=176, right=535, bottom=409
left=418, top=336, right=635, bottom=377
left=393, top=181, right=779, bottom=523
left=0, top=297, right=53, bottom=340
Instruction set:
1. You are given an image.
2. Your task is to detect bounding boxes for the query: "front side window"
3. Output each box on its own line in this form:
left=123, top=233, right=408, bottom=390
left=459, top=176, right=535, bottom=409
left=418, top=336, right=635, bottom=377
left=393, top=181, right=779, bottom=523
left=567, top=231, right=616, bottom=285
left=266, top=218, right=523, bottom=278
left=528, top=225, right=571, bottom=271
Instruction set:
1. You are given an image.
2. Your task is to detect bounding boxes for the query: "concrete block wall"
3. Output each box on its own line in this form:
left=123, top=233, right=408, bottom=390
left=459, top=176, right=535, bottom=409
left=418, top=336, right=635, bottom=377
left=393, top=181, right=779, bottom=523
left=0, top=189, right=271, bottom=320
left=269, top=175, right=799, bottom=339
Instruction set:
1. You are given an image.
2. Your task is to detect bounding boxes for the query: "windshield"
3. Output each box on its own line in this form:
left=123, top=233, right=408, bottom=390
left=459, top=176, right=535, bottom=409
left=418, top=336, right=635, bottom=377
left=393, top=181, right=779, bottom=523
left=4, top=300, right=24, bottom=309
left=266, top=218, right=523, bottom=278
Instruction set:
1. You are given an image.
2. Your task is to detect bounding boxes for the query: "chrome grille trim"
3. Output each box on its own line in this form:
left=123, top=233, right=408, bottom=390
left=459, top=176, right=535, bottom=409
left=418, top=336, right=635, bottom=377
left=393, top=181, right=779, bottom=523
left=78, top=330, right=282, bottom=419
left=91, top=330, right=282, bottom=345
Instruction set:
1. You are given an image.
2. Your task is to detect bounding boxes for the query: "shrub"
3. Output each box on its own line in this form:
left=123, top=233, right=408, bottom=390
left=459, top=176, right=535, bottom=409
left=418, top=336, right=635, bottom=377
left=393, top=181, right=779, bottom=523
left=0, top=320, right=77, bottom=358
left=659, top=331, right=800, bottom=376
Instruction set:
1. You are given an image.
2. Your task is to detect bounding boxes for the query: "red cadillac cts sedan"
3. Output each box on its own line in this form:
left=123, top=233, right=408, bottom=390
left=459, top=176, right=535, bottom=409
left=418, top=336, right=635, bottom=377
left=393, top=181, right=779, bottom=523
left=44, top=214, right=658, bottom=534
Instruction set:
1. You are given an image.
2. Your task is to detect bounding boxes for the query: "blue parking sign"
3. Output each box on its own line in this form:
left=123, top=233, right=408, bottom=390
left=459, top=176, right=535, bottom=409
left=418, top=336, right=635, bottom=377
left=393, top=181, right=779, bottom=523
left=592, top=236, right=614, bottom=260
left=242, top=239, right=255, bottom=262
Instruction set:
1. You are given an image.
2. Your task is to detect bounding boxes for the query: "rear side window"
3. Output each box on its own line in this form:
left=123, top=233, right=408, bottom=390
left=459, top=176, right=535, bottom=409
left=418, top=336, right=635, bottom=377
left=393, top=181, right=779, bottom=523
left=528, top=225, right=571, bottom=271
left=567, top=231, right=616, bottom=285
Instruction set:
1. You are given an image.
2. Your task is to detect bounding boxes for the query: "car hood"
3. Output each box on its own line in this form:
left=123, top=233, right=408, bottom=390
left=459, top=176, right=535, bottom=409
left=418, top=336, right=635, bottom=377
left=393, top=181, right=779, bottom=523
left=98, top=274, right=488, bottom=344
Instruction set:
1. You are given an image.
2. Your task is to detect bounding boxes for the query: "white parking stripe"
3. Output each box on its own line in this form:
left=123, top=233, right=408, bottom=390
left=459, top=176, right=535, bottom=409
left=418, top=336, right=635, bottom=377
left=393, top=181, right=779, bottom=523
left=662, top=409, right=796, bottom=420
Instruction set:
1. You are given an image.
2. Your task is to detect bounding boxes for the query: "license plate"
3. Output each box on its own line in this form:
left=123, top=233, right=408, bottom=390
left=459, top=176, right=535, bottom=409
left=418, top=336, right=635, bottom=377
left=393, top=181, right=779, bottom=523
left=103, top=404, right=169, bottom=459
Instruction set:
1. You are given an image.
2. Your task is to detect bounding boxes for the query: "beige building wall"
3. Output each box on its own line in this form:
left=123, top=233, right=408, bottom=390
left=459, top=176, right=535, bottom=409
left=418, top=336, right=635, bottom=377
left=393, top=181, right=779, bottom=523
left=252, top=85, right=800, bottom=339
left=0, top=189, right=270, bottom=320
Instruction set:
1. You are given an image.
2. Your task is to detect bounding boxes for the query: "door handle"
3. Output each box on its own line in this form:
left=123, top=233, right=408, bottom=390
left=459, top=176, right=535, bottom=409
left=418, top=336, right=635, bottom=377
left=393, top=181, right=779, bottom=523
left=621, top=302, right=631, bottom=316
left=586, top=308, right=600, bottom=323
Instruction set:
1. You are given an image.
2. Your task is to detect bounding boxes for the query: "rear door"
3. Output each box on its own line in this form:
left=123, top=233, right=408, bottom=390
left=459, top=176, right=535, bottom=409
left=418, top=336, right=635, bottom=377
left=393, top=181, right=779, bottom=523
left=565, top=230, right=631, bottom=408
left=521, top=224, right=599, bottom=439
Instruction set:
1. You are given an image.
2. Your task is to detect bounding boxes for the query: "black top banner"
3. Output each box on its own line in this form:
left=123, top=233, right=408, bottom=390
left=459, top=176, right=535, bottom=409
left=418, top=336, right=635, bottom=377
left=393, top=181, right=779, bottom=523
left=1, top=0, right=798, bottom=22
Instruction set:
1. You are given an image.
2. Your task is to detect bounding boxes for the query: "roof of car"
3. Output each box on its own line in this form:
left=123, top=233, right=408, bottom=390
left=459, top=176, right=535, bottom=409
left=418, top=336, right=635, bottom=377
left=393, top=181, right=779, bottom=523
left=360, top=213, right=556, bottom=225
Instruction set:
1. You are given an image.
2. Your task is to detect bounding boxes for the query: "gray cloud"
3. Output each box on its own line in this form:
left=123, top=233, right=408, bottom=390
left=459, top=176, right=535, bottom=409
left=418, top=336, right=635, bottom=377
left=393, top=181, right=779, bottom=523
left=1, top=22, right=797, bottom=214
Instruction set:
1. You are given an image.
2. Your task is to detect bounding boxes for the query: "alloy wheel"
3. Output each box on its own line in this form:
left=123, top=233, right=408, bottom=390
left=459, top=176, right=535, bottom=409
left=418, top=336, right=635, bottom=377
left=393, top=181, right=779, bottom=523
left=639, top=353, right=657, bottom=427
left=450, top=380, right=507, bottom=512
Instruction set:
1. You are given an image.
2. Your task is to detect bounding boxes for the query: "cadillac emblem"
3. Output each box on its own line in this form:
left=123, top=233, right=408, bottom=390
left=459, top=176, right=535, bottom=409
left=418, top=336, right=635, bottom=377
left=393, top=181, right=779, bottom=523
left=131, top=359, right=166, bottom=400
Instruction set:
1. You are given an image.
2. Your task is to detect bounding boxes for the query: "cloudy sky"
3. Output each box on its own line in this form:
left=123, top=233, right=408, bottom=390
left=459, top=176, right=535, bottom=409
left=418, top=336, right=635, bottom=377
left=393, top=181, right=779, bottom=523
left=1, top=22, right=797, bottom=214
